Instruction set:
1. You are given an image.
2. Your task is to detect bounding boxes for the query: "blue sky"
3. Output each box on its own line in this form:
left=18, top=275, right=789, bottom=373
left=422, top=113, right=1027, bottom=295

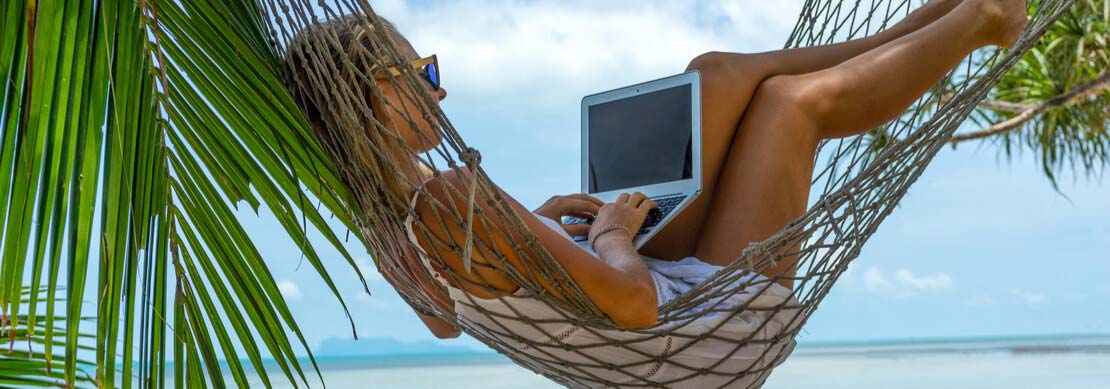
left=238, top=0, right=1110, bottom=353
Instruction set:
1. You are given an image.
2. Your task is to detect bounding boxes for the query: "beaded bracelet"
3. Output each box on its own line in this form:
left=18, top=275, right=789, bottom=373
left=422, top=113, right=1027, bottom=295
left=588, top=224, right=634, bottom=251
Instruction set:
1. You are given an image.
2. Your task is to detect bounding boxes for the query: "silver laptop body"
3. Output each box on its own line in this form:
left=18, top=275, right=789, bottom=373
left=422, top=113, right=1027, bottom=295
left=564, top=71, right=703, bottom=249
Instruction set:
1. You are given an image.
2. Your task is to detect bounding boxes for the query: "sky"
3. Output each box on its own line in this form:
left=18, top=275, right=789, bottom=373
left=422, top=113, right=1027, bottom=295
left=236, top=0, right=1110, bottom=354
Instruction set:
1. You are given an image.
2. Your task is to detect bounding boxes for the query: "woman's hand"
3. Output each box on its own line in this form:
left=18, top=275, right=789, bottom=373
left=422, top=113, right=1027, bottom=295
left=590, top=192, right=657, bottom=248
left=533, top=193, right=604, bottom=236
left=588, top=192, right=660, bottom=327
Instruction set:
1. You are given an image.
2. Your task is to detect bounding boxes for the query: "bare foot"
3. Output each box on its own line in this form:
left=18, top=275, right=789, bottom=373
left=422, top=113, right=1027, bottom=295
left=976, top=0, right=1028, bottom=47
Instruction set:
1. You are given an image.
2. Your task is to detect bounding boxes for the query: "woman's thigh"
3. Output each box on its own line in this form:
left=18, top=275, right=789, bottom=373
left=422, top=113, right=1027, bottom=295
left=638, top=52, right=779, bottom=260
left=693, top=75, right=820, bottom=288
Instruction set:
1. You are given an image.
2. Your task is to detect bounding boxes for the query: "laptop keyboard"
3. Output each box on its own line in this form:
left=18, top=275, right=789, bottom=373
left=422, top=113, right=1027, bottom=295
left=563, top=194, right=687, bottom=242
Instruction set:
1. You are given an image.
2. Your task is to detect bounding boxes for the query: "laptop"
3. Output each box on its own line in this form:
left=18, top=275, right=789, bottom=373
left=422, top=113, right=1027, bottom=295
left=563, top=70, right=702, bottom=249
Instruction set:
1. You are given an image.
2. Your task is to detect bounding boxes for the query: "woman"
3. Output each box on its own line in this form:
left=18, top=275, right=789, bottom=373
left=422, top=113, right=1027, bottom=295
left=285, top=0, right=1026, bottom=386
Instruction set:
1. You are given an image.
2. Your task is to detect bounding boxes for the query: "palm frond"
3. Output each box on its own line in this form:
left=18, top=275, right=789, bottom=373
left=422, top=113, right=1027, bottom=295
left=860, top=0, right=1108, bottom=186
left=954, top=0, right=1110, bottom=185
left=1, top=288, right=95, bottom=388
left=1, top=0, right=370, bottom=386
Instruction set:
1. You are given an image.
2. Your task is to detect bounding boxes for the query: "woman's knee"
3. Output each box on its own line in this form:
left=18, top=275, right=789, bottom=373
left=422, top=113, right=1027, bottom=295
left=688, top=51, right=779, bottom=114
left=688, top=51, right=789, bottom=80
left=751, top=74, right=834, bottom=124
left=686, top=51, right=729, bottom=72
left=686, top=51, right=768, bottom=78
left=737, top=74, right=829, bottom=147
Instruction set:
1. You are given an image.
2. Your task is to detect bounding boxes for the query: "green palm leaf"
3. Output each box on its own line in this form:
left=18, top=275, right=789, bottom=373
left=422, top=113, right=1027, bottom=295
left=951, top=0, right=1110, bottom=186
left=1, top=288, right=94, bottom=388
left=861, top=0, right=1108, bottom=186
left=1, top=0, right=370, bottom=386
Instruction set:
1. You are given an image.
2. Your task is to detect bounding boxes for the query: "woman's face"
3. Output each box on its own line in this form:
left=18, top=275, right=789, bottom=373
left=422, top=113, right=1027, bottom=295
left=376, top=33, right=447, bottom=154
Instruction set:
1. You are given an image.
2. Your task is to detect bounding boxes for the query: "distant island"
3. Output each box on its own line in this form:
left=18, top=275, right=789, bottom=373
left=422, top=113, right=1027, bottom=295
left=315, top=337, right=491, bottom=357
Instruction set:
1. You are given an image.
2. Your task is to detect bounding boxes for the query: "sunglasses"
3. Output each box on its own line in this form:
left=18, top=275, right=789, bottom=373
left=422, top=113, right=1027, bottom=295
left=372, top=54, right=441, bottom=91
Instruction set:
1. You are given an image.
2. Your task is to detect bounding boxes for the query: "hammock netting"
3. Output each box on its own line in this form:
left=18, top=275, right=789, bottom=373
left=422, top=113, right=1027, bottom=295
left=271, top=0, right=1073, bottom=387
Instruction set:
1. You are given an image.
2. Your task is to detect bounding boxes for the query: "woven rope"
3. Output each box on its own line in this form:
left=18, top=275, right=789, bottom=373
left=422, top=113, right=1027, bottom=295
left=271, top=0, right=1074, bottom=387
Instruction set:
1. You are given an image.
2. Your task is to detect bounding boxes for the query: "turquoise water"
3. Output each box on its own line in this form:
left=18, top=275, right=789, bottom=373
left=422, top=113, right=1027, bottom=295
left=241, top=335, right=1110, bottom=388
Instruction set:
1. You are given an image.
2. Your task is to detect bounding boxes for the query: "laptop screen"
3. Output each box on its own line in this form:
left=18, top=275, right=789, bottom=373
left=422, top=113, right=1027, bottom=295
left=588, top=84, right=693, bottom=193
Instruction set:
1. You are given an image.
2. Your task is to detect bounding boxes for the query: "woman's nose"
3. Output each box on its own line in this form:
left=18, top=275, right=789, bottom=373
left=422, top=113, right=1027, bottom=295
left=436, top=88, right=447, bottom=101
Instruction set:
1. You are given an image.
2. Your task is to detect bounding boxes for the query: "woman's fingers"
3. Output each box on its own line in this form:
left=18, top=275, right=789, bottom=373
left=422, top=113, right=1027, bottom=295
left=591, top=192, right=657, bottom=239
left=628, top=192, right=648, bottom=207
left=566, top=193, right=604, bottom=206
left=535, top=194, right=606, bottom=220
left=560, top=198, right=601, bottom=217
left=563, top=223, right=591, bottom=237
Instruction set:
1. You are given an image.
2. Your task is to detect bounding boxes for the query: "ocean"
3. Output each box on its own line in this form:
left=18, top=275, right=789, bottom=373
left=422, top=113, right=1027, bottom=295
left=240, top=335, right=1110, bottom=388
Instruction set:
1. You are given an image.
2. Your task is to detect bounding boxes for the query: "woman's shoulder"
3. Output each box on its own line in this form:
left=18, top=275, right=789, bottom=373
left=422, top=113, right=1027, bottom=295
left=409, top=166, right=521, bottom=298
left=411, top=168, right=469, bottom=213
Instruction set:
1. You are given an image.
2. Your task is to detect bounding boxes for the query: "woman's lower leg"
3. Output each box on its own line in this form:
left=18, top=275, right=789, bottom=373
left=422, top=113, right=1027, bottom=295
left=691, top=0, right=1028, bottom=283
left=641, top=0, right=982, bottom=261
left=750, top=0, right=964, bottom=76
left=795, top=0, right=1027, bottom=139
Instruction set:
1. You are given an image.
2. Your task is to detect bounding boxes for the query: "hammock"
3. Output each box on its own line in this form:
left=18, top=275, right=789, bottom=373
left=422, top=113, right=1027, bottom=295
left=273, top=0, right=1073, bottom=387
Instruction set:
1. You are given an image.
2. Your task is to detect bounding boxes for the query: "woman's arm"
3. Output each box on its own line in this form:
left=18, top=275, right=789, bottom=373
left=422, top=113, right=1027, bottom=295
left=377, top=222, right=463, bottom=339
left=417, top=312, right=462, bottom=339
left=573, top=192, right=660, bottom=328
left=413, top=169, right=659, bottom=329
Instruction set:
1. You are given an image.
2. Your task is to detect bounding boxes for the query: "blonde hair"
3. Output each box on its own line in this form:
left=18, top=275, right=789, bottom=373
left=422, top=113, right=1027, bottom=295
left=283, top=13, right=417, bottom=225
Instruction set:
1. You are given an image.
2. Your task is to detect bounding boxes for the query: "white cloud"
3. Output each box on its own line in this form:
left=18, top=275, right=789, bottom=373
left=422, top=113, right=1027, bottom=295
left=863, top=266, right=954, bottom=296
left=278, top=280, right=303, bottom=300
left=378, top=0, right=803, bottom=111
left=863, top=266, right=894, bottom=291
left=893, top=269, right=954, bottom=290
left=341, top=0, right=815, bottom=204
left=1009, top=288, right=1049, bottom=304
